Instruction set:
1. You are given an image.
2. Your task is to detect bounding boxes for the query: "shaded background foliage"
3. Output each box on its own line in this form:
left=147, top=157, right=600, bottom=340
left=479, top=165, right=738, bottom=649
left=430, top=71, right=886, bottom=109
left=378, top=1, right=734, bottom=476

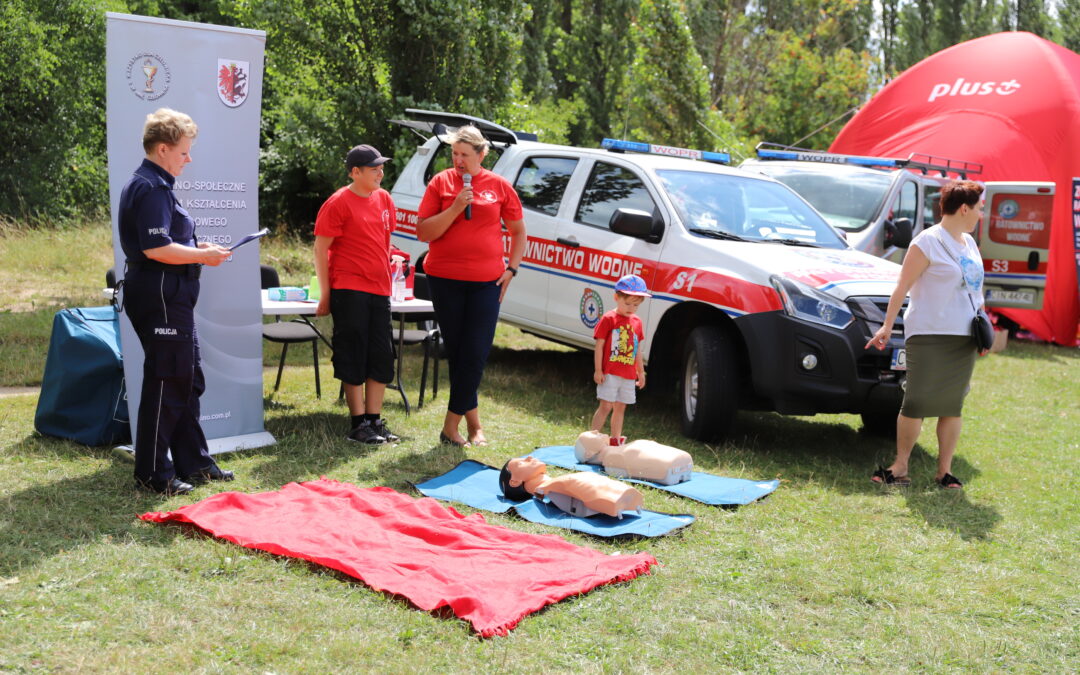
left=0, top=0, right=1071, bottom=232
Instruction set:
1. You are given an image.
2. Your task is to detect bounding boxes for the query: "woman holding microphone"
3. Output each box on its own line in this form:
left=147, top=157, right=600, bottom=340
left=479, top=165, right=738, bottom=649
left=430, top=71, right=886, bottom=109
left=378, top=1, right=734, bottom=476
left=865, top=180, right=988, bottom=489
left=416, top=125, right=527, bottom=447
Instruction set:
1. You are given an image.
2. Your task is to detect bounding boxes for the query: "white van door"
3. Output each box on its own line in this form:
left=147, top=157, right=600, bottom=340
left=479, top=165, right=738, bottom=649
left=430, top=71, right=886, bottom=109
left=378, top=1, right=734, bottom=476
left=979, top=181, right=1053, bottom=310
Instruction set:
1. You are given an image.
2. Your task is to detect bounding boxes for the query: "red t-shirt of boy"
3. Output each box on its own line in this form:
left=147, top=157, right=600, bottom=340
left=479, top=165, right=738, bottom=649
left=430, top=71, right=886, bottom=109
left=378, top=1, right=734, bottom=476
left=417, top=168, right=523, bottom=282
left=593, top=310, right=644, bottom=380
left=314, top=187, right=396, bottom=295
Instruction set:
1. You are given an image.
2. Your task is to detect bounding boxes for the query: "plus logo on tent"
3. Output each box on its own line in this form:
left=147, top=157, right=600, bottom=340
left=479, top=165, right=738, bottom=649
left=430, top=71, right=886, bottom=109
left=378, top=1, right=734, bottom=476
left=928, top=77, right=1021, bottom=102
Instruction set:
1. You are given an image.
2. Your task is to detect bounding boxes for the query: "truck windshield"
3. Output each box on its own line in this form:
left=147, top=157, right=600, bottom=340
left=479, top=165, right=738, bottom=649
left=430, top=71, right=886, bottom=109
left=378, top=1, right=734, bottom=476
left=657, top=170, right=848, bottom=249
left=754, top=166, right=892, bottom=232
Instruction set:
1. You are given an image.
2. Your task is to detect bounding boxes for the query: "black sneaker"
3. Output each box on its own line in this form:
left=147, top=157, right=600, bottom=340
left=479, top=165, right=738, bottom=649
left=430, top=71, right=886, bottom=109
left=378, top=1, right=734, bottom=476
left=372, top=418, right=400, bottom=443
left=347, top=420, right=385, bottom=444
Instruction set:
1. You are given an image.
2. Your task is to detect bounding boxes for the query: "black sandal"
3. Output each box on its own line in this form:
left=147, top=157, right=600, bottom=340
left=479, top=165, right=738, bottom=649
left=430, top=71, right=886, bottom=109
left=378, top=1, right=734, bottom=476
left=937, top=473, right=963, bottom=489
left=871, top=467, right=911, bottom=487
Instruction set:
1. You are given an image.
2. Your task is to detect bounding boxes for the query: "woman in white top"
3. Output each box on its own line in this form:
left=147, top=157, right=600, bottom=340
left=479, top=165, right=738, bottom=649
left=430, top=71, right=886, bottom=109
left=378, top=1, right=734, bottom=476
left=865, top=180, right=989, bottom=489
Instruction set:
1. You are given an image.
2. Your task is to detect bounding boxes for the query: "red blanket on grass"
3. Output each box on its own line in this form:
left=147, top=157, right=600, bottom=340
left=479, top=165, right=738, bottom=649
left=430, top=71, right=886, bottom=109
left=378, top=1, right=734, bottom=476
left=139, top=479, right=657, bottom=636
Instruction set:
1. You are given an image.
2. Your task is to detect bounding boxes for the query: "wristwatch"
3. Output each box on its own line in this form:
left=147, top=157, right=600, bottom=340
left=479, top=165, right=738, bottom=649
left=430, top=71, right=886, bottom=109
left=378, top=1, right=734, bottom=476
left=506, top=265, right=518, bottom=277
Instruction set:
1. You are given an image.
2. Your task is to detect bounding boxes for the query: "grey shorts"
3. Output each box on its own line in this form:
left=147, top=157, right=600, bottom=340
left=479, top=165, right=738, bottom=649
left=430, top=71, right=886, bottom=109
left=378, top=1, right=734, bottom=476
left=597, top=373, right=637, bottom=405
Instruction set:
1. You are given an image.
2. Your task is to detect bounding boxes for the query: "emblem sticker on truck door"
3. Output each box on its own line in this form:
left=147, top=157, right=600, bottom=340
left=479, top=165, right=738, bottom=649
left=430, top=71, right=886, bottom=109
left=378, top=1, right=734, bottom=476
left=580, top=288, right=603, bottom=329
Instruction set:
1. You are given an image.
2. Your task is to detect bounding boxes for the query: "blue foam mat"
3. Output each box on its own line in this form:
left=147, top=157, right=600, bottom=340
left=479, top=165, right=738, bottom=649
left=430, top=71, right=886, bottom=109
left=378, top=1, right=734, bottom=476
left=530, top=446, right=779, bottom=506
left=414, top=460, right=695, bottom=538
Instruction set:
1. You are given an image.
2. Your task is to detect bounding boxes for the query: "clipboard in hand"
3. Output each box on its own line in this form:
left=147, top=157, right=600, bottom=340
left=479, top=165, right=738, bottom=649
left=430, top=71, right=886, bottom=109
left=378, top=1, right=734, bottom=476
left=229, top=228, right=269, bottom=251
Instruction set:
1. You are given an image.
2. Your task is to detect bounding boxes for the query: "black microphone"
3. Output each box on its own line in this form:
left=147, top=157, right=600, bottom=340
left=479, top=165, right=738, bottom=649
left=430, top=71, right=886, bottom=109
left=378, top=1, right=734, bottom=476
left=463, top=173, right=472, bottom=220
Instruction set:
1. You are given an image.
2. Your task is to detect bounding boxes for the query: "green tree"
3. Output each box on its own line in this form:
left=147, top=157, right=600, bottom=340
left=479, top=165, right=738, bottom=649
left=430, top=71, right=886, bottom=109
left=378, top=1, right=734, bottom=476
left=886, top=0, right=1062, bottom=74
left=225, top=0, right=528, bottom=229
left=624, top=0, right=713, bottom=147
left=688, top=0, right=875, bottom=148
left=1013, top=0, right=1055, bottom=37
left=684, top=0, right=750, bottom=110
left=0, top=0, right=125, bottom=220
left=1060, top=0, right=1080, bottom=51
left=547, top=0, right=639, bottom=145
left=747, top=29, right=872, bottom=148
left=224, top=0, right=396, bottom=227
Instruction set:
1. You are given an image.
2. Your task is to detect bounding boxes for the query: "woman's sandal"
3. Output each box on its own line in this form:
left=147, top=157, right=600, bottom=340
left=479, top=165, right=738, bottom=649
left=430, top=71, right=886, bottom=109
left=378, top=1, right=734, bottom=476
left=439, top=432, right=470, bottom=448
left=937, top=473, right=963, bottom=489
left=871, top=467, right=911, bottom=487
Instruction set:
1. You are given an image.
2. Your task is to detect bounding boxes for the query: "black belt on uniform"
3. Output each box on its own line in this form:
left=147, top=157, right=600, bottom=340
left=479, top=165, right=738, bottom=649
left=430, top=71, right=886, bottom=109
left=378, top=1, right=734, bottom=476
left=127, top=260, right=202, bottom=279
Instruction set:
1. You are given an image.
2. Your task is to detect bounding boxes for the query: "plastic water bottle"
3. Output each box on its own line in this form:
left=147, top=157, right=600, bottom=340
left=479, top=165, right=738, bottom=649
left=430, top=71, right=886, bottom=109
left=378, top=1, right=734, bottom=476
left=308, top=274, right=320, bottom=301
left=391, top=255, right=406, bottom=302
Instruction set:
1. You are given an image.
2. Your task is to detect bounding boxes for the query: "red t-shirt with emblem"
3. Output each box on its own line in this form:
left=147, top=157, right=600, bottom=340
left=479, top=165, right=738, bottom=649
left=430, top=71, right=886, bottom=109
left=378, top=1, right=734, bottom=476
left=314, top=186, right=396, bottom=295
left=417, top=168, right=524, bottom=282
left=593, top=310, right=644, bottom=380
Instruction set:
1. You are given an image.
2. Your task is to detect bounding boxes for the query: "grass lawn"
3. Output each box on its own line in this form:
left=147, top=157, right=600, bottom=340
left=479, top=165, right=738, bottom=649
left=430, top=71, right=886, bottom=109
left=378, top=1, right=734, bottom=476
left=1, top=223, right=1077, bottom=672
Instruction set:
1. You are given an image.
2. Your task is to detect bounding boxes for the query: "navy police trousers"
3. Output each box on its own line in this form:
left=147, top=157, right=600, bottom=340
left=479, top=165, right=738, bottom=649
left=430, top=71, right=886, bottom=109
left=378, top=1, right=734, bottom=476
left=123, top=267, right=214, bottom=484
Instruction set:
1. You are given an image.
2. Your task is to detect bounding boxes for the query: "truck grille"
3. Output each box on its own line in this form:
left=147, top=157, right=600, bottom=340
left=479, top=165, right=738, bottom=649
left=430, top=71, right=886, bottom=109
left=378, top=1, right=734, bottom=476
left=847, top=296, right=905, bottom=339
left=848, top=296, right=907, bottom=378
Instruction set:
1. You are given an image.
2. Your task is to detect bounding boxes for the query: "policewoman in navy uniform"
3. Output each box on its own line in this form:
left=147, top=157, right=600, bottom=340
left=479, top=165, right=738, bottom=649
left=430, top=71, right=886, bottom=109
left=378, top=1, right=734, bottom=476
left=118, top=108, right=234, bottom=495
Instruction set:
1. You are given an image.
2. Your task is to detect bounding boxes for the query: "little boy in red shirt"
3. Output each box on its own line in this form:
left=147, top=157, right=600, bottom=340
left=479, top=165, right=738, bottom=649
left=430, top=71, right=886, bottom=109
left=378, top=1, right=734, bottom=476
left=590, top=274, right=651, bottom=445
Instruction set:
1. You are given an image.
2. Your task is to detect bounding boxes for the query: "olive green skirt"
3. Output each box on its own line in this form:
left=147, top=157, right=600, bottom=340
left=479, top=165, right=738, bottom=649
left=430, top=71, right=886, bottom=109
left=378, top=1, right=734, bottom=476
left=900, top=334, right=977, bottom=419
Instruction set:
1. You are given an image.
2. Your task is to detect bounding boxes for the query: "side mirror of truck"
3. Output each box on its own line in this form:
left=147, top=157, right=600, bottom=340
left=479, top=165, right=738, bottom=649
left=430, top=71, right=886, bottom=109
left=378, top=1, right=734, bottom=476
left=885, top=217, right=913, bottom=248
left=610, top=208, right=663, bottom=243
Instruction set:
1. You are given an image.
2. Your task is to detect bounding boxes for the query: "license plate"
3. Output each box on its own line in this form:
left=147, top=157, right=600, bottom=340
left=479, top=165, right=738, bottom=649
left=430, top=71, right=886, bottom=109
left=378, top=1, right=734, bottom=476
left=890, top=348, right=907, bottom=371
left=986, top=288, right=1036, bottom=305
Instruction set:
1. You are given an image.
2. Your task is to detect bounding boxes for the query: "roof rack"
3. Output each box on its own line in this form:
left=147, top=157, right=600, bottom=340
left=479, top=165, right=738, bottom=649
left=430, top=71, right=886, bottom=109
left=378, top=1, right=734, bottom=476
left=602, top=138, right=730, bottom=165
left=754, top=142, right=982, bottom=178
left=388, top=109, right=537, bottom=145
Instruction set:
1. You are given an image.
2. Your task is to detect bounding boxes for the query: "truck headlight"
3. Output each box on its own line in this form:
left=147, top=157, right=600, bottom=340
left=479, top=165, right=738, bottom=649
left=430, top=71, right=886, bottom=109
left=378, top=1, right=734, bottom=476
left=770, top=276, right=854, bottom=330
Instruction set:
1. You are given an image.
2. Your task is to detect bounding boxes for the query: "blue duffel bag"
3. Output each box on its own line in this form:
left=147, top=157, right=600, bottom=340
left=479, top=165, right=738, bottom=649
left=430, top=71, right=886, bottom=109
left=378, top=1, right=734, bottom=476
left=34, top=306, right=130, bottom=446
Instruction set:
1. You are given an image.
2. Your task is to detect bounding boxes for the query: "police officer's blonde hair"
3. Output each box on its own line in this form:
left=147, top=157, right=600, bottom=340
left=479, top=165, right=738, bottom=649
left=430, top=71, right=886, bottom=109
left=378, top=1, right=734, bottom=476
left=449, top=125, right=489, bottom=155
left=142, top=108, right=198, bottom=154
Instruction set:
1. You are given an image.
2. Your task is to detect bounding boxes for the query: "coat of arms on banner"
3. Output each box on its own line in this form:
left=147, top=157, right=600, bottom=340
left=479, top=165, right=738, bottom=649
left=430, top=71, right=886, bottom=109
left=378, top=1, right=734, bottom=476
left=217, top=59, right=249, bottom=108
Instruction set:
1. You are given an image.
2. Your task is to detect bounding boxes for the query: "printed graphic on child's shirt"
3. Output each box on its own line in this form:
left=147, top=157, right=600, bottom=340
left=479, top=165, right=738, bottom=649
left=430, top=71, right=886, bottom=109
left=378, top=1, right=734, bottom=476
left=608, top=325, right=639, bottom=367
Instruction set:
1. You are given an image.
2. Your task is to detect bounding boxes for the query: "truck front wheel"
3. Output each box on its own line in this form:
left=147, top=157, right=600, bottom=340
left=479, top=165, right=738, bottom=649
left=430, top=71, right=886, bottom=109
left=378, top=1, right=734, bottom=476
left=680, top=326, right=739, bottom=440
left=860, top=411, right=898, bottom=437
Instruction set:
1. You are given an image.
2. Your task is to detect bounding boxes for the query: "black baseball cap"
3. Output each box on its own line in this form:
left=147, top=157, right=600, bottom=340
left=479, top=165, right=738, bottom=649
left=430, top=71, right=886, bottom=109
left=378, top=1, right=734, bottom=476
left=346, top=144, right=390, bottom=169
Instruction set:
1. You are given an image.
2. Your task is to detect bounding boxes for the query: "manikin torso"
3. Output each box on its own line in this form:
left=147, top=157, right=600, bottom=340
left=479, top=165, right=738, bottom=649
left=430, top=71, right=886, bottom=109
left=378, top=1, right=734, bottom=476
left=508, top=456, right=644, bottom=518
left=574, top=431, right=693, bottom=485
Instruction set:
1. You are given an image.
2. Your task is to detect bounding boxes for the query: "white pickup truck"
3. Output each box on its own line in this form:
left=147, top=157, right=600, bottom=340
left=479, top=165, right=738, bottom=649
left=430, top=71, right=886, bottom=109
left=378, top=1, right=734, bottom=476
left=742, top=144, right=1050, bottom=310
left=389, top=110, right=909, bottom=439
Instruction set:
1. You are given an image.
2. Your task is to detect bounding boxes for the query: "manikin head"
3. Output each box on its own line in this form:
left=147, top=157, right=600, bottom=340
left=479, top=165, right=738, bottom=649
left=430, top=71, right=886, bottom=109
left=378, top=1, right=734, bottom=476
left=498, top=457, right=548, bottom=501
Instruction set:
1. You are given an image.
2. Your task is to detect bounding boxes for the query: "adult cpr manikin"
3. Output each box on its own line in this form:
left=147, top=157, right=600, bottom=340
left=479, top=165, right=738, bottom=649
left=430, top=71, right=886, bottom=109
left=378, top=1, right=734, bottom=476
left=499, top=456, right=644, bottom=519
left=574, top=431, right=693, bottom=485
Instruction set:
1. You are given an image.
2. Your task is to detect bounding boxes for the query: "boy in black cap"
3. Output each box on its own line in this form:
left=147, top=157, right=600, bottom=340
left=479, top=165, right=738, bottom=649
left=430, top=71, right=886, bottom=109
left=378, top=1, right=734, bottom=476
left=313, top=144, right=399, bottom=443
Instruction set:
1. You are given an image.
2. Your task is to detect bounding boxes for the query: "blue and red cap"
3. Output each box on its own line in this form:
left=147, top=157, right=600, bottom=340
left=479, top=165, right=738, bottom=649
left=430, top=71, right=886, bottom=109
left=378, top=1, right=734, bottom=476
left=614, top=274, right=652, bottom=297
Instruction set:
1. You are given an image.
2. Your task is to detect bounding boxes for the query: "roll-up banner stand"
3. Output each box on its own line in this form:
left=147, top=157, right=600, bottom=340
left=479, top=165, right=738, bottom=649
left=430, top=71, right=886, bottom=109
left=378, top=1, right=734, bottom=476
left=106, top=13, right=274, bottom=454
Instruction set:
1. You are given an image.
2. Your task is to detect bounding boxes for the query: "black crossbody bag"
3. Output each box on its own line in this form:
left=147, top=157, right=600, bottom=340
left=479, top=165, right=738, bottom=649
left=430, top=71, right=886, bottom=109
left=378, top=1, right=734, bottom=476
left=968, top=294, right=994, bottom=351
left=940, top=235, right=993, bottom=350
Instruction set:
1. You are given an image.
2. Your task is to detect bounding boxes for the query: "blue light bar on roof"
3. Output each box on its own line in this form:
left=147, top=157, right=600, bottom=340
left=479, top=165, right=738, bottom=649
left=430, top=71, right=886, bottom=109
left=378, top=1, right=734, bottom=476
left=756, top=147, right=900, bottom=168
left=602, top=138, right=730, bottom=165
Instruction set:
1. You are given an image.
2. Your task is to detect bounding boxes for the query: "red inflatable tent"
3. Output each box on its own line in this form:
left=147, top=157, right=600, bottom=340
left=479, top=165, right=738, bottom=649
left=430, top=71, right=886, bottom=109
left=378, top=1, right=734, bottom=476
left=831, top=32, right=1080, bottom=346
